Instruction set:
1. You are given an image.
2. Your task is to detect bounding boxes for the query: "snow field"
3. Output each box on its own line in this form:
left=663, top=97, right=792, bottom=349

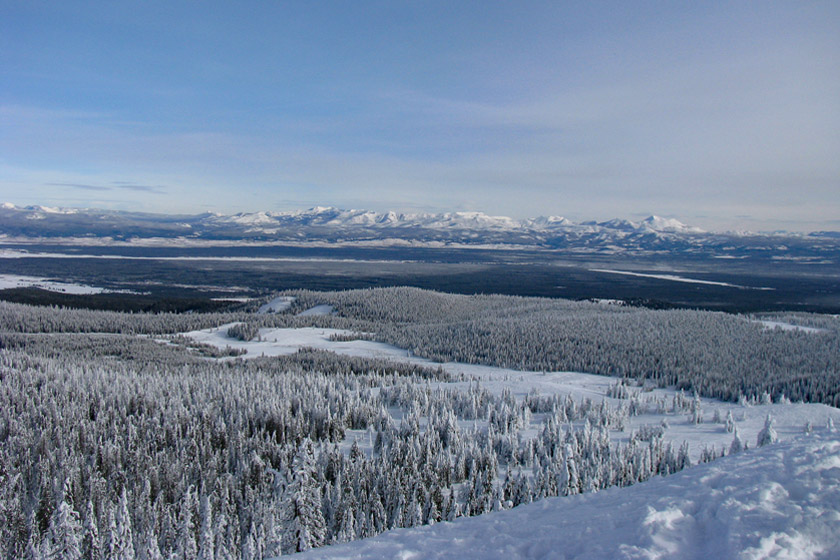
left=0, top=273, right=118, bottom=294
left=258, top=296, right=296, bottom=314
left=297, top=304, right=336, bottom=316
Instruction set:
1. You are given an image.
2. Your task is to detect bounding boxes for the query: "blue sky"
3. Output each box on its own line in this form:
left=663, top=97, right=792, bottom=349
left=1, top=1, right=838, bottom=231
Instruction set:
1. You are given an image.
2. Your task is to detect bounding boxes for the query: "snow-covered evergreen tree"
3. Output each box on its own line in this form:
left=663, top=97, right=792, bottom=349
left=81, top=501, right=100, bottom=560
left=729, top=428, right=744, bottom=455
left=174, top=488, right=197, bottom=560
left=756, top=415, right=778, bottom=447
left=196, top=493, right=214, bottom=560
left=44, top=480, right=82, bottom=560
left=281, top=439, right=326, bottom=553
left=725, top=410, right=735, bottom=433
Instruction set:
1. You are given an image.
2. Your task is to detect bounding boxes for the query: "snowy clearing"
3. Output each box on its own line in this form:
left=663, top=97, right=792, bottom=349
left=590, top=269, right=775, bottom=290
left=184, top=324, right=409, bottom=361
left=297, top=304, right=335, bottom=316
left=753, top=320, right=827, bottom=334
left=0, top=273, right=118, bottom=294
left=258, top=295, right=296, bottom=314
left=292, top=433, right=840, bottom=560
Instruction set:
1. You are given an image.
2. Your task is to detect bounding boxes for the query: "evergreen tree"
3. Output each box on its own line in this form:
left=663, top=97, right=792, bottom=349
left=138, top=528, right=163, bottom=560
left=106, top=488, right=135, bottom=560
left=241, top=525, right=257, bottom=560
left=281, top=439, right=326, bottom=553
left=756, top=415, right=778, bottom=447
left=196, top=493, right=214, bottom=560
left=729, top=427, right=744, bottom=455
left=725, top=410, right=735, bottom=433
left=82, top=501, right=101, bottom=560
left=45, top=480, right=82, bottom=560
left=562, top=444, right=580, bottom=496
left=174, top=488, right=197, bottom=560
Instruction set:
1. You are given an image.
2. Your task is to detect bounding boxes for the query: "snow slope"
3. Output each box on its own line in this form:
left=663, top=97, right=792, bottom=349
left=293, top=433, right=840, bottom=560
left=297, top=304, right=335, bottom=316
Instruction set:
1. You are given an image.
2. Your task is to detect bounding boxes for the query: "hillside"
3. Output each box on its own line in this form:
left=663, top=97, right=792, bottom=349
left=296, top=433, right=840, bottom=559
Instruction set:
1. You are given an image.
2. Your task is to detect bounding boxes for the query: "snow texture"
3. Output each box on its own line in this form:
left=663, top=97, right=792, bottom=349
left=754, top=320, right=826, bottom=335
left=257, top=296, right=296, bottom=314
left=0, top=273, right=112, bottom=294
left=297, top=304, right=335, bottom=316
left=292, top=433, right=840, bottom=560
left=590, top=269, right=775, bottom=290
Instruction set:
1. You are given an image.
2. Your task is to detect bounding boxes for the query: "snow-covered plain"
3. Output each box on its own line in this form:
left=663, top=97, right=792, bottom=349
left=0, top=248, right=409, bottom=263
left=292, top=432, right=840, bottom=560
left=0, top=273, right=118, bottom=294
left=590, top=269, right=775, bottom=290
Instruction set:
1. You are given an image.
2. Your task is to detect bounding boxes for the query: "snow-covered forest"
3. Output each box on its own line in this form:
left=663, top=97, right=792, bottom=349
left=1, top=288, right=838, bottom=558
left=266, top=288, right=839, bottom=405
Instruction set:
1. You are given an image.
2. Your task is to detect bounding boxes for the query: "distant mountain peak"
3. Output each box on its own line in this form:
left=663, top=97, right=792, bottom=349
left=3, top=204, right=836, bottom=259
left=641, top=215, right=704, bottom=233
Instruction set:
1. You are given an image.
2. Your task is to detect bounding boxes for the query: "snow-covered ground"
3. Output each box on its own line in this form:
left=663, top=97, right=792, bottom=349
left=0, top=273, right=120, bottom=294
left=590, top=269, right=775, bottom=290
left=184, top=324, right=406, bottom=360
left=258, top=296, right=296, bottom=314
left=183, top=324, right=840, bottom=462
left=297, top=304, right=335, bottom=316
left=753, top=320, right=826, bottom=334
left=292, top=432, right=840, bottom=560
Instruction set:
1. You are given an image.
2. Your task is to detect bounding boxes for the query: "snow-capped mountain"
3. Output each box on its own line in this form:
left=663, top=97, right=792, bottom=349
left=638, top=215, right=705, bottom=233
left=211, top=207, right=526, bottom=231
left=0, top=203, right=836, bottom=259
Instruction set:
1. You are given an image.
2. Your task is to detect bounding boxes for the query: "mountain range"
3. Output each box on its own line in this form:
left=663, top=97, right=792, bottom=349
left=1, top=203, right=837, bottom=259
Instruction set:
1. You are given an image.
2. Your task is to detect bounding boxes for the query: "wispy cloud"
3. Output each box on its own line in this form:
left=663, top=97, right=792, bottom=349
left=46, top=182, right=111, bottom=191
left=47, top=182, right=167, bottom=194
left=110, top=182, right=166, bottom=193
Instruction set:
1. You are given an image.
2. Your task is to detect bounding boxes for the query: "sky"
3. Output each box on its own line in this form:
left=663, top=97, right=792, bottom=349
left=1, top=1, right=838, bottom=231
